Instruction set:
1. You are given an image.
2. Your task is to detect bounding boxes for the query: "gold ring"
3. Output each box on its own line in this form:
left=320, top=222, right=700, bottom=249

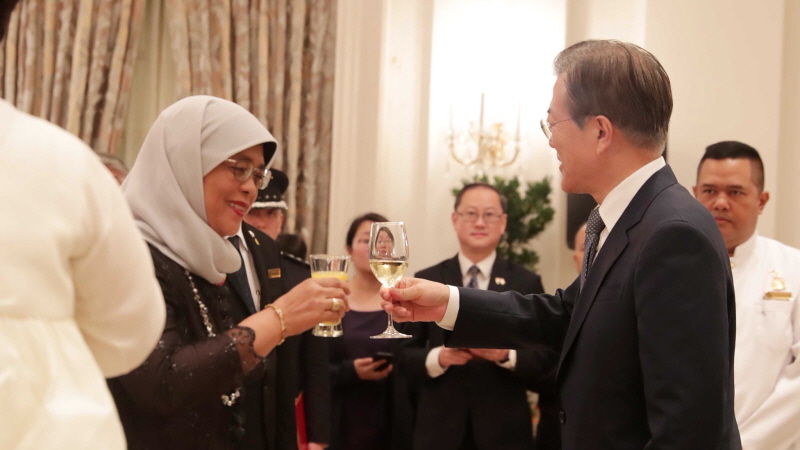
left=331, top=298, right=341, bottom=313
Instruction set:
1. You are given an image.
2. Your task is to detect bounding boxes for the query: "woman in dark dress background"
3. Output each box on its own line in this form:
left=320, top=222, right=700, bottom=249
left=328, top=213, right=413, bottom=450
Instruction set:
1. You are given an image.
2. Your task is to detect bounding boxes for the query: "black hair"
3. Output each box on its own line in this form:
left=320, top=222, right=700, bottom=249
left=454, top=183, right=507, bottom=213
left=0, top=0, right=19, bottom=42
left=276, top=233, right=307, bottom=260
left=345, top=212, right=389, bottom=248
left=698, top=141, right=764, bottom=191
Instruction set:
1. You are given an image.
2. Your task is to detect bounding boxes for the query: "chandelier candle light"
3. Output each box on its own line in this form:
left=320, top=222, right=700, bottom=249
left=448, top=93, right=521, bottom=169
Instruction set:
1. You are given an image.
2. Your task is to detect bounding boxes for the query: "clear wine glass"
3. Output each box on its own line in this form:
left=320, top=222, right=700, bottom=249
left=368, top=222, right=412, bottom=339
left=309, top=254, right=350, bottom=337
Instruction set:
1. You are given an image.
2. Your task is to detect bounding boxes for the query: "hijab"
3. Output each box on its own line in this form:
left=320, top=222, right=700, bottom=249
left=123, top=95, right=277, bottom=284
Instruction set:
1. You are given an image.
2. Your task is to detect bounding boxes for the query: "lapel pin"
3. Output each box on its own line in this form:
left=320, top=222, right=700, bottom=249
left=495, top=277, right=506, bottom=286
left=247, top=230, right=260, bottom=245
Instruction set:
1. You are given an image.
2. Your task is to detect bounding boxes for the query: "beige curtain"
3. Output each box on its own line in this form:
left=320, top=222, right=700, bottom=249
left=0, top=0, right=146, bottom=154
left=165, top=0, right=337, bottom=252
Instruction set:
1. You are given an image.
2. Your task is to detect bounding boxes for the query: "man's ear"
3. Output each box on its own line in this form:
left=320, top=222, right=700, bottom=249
left=593, top=115, right=613, bottom=154
left=758, top=190, right=770, bottom=214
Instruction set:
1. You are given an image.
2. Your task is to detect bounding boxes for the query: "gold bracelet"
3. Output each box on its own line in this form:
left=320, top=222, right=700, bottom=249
left=265, top=304, right=286, bottom=345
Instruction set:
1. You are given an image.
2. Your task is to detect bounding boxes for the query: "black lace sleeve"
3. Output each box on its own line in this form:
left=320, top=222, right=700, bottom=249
left=225, top=326, right=265, bottom=373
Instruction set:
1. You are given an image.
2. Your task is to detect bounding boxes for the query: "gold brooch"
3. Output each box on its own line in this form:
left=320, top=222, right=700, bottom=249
left=248, top=230, right=260, bottom=246
left=494, top=277, right=506, bottom=286
left=764, top=269, right=792, bottom=300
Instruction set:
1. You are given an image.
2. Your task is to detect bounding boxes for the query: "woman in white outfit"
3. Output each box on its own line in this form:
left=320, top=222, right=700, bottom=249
left=0, top=3, right=167, bottom=444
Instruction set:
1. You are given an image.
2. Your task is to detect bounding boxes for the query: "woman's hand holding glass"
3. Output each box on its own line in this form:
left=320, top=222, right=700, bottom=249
left=240, top=276, right=349, bottom=355
left=309, top=255, right=350, bottom=337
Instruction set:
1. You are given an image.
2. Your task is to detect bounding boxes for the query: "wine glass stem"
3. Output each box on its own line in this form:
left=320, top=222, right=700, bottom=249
left=386, top=312, right=395, bottom=330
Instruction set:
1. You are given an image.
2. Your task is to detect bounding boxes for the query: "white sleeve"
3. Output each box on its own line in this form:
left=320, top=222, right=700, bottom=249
left=496, top=349, right=517, bottom=370
left=425, top=346, right=448, bottom=378
left=436, top=285, right=460, bottom=330
left=71, top=158, right=166, bottom=378
left=738, top=295, right=800, bottom=450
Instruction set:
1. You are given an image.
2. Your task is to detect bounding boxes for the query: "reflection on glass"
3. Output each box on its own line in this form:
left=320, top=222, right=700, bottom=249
left=368, top=222, right=411, bottom=339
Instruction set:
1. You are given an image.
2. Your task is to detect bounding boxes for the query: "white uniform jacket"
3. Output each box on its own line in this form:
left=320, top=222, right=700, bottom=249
left=732, top=233, right=800, bottom=450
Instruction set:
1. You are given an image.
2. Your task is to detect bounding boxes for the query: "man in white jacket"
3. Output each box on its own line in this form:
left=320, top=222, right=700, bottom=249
left=694, top=141, right=800, bottom=450
left=0, top=1, right=166, bottom=448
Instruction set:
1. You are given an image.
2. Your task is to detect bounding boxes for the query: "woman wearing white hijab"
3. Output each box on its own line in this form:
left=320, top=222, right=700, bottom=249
left=108, top=96, right=349, bottom=450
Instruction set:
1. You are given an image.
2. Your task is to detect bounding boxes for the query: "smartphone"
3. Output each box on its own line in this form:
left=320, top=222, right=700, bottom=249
left=373, top=351, right=393, bottom=371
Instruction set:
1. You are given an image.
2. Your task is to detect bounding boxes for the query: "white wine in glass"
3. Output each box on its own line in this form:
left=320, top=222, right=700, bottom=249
left=368, top=222, right=412, bottom=339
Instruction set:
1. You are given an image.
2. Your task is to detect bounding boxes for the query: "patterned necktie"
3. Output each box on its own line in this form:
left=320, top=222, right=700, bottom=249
left=228, top=235, right=256, bottom=313
left=467, top=265, right=480, bottom=289
left=580, top=206, right=605, bottom=291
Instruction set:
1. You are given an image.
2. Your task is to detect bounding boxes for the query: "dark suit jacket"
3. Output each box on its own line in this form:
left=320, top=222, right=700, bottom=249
left=232, top=224, right=330, bottom=450
left=397, top=255, right=559, bottom=450
left=446, top=166, right=741, bottom=450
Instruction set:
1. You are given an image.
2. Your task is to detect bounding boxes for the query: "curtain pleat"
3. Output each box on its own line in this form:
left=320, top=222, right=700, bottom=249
left=0, top=0, right=146, bottom=156
left=39, top=0, right=57, bottom=119
left=165, top=0, right=337, bottom=252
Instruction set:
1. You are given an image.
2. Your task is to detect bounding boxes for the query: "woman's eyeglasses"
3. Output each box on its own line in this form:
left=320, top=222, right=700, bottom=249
left=224, top=158, right=271, bottom=190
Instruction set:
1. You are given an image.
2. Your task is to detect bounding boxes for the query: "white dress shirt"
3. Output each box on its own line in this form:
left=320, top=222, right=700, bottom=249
left=438, top=156, right=667, bottom=330
left=235, top=228, right=262, bottom=312
left=730, top=233, right=800, bottom=450
left=426, top=251, right=516, bottom=376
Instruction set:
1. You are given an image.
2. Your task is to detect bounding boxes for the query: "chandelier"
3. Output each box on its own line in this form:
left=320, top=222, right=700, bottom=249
left=448, top=94, right=521, bottom=169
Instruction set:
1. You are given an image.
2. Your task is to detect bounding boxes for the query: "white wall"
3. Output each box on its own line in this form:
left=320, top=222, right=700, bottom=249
left=329, top=0, right=569, bottom=283
left=777, top=0, right=800, bottom=249
left=331, top=0, right=800, bottom=288
left=646, top=0, right=786, bottom=240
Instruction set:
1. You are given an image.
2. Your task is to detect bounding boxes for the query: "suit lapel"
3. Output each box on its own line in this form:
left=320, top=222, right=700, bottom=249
left=442, top=255, right=465, bottom=287
left=487, top=257, right=509, bottom=292
left=241, top=225, right=280, bottom=445
left=225, top=239, right=257, bottom=315
left=557, top=166, right=679, bottom=373
left=242, top=225, right=283, bottom=310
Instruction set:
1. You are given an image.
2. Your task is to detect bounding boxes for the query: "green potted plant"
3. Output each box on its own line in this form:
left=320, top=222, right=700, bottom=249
left=453, top=175, right=554, bottom=270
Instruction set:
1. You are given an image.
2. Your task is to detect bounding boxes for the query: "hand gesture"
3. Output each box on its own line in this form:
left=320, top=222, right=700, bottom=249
left=466, top=348, right=510, bottom=362
left=272, top=277, right=350, bottom=336
left=353, top=357, right=392, bottom=380
left=379, top=277, right=450, bottom=322
left=438, top=347, right=473, bottom=368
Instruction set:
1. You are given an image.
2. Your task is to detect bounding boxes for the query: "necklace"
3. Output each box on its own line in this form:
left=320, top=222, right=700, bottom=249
left=186, top=270, right=241, bottom=406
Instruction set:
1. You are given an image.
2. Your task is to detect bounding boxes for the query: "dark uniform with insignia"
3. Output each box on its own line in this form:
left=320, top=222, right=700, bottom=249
left=229, top=170, right=330, bottom=449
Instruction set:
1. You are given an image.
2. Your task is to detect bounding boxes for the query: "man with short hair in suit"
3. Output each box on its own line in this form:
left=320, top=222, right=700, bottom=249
left=381, top=39, right=741, bottom=450
left=397, top=182, right=559, bottom=450
left=231, top=171, right=330, bottom=450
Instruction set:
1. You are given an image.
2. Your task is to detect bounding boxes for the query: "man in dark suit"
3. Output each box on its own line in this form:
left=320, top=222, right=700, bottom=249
left=382, top=40, right=741, bottom=450
left=397, top=183, right=559, bottom=450
left=229, top=175, right=330, bottom=450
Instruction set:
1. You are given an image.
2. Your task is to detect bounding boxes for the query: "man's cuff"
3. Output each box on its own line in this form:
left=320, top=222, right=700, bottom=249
left=425, top=346, right=447, bottom=378
left=436, top=285, right=460, bottom=331
left=496, top=349, right=517, bottom=370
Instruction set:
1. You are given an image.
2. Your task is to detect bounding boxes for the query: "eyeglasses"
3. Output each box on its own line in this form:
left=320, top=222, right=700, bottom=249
left=540, top=117, right=575, bottom=140
left=456, top=211, right=504, bottom=224
left=224, top=159, right=271, bottom=190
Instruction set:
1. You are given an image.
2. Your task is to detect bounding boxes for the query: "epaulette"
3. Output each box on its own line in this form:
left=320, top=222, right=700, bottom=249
left=281, top=251, right=309, bottom=267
